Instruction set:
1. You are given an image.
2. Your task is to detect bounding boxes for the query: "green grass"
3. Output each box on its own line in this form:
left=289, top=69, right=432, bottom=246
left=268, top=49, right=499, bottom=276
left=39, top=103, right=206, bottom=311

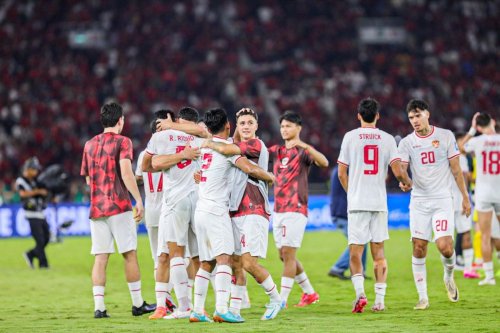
left=0, top=230, right=498, bottom=332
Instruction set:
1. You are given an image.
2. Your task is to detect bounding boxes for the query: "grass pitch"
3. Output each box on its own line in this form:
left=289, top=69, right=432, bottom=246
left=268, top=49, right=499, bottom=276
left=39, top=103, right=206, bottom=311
left=0, top=230, right=498, bottom=332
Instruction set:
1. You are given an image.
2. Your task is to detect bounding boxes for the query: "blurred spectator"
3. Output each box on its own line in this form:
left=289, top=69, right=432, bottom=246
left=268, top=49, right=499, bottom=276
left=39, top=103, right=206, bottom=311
left=0, top=0, right=498, bottom=202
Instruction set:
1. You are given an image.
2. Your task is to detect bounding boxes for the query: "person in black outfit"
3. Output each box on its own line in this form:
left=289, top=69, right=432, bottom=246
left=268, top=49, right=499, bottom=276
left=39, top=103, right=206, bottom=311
left=16, top=157, right=50, bottom=269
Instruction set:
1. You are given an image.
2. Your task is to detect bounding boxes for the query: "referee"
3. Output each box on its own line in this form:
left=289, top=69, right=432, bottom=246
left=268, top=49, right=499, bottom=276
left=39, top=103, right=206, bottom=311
left=16, top=157, right=50, bottom=269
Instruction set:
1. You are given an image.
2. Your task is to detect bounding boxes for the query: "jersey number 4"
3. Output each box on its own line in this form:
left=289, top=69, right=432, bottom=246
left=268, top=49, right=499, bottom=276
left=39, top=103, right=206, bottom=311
left=363, top=145, right=379, bottom=175
left=481, top=151, right=500, bottom=175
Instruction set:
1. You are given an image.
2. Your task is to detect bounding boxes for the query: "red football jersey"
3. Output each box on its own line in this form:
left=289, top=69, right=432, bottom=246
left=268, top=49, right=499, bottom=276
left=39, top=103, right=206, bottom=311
left=81, top=132, right=133, bottom=219
left=231, top=138, right=269, bottom=219
left=269, top=145, right=313, bottom=216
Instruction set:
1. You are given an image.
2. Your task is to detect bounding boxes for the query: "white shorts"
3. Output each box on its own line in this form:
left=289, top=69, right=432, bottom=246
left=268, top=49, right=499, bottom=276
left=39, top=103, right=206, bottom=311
left=90, top=211, right=137, bottom=254
left=410, top=198, right=455, bottom=242
left=273, top=212, right=308, bottom=249
left=145, top=204, right=161, bottom=227
left=347, top=211, right=389, bottom=245
left=232, top=215, right=269, bottom=259
left=195, top=210, right=234, bottom=262
left=165, top=192, right=197, bottom=247
left=146, top=225, right=159, bottom=267
left=454, top=211, right=472, bottom=234
left=475, top=200, right=500, bottom=214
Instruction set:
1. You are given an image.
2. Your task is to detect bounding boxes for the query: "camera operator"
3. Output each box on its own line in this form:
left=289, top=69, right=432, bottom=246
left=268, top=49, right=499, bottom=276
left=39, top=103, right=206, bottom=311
left=16, top=157, right=50, bottom=269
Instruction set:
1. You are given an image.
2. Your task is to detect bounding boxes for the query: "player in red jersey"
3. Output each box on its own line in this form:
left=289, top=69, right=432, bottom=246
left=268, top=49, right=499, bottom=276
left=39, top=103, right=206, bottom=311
left=81, top=102, right=155, bottom=319
left=269, top=111, right=329, bottom=308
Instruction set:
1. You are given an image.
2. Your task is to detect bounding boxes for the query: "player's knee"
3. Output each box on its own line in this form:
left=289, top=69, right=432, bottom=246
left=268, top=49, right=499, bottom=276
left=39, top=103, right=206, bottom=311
left=158, top=253, right=169, bottom=266
left=373, top=258, right=387, bottom=269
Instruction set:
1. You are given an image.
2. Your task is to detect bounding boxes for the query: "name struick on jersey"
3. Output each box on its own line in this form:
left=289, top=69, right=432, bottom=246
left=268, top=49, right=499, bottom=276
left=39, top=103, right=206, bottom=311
left=359, top=133, right=381, bottom=140
left=484, top=140, right=500, bottom=147
left=169, top=134, right=194, bottom=142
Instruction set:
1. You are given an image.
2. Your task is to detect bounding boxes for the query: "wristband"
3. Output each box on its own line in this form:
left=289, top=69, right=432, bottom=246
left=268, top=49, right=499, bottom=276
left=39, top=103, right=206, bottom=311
left=467, top=127, right=476, bottom=136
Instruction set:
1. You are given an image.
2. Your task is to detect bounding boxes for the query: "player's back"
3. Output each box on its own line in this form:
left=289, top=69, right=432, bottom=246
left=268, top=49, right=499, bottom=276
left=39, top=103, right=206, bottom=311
left=338, top=127, right=399, bottom=211
left=146, top=129, right=202, bottom=209
left=399, top=126, right=459, bottom=199
left=465, top=133, right=500, bottom=202
left=197, top=137, right=240, bottom=215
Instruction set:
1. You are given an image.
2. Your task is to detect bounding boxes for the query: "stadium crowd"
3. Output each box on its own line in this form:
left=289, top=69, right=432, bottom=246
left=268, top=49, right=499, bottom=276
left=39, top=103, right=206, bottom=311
left=0, top=0, right=498, bottom=203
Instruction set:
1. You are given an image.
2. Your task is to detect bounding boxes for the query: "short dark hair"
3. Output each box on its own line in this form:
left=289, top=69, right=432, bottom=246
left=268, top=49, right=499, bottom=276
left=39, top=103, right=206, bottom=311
left=357, top=98, right=379, bottom=123
left=155, top=109, right=176, bottom=121
left=236, top=108, right=258, bottom=121
left=204, top=108, right=228, bottom=134
left=100, top=102, right=123, bottom=128
left=178, top=106, right=199, bottom=122
left=406, top=99, right=429, bottom=113
left=476, top=113, right=492, bottom=128
left=279, top=111, right=301, bottom=125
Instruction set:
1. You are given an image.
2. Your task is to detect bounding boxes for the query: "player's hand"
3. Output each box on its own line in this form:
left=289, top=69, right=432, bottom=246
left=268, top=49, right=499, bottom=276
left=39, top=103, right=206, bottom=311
left=471, top=112, right=480, bottom=129
left=399, top=182, right=412, bottom=192
left=193, top=170, right=202, bottom=184
left=462, top=196, right=471, bottom=217
left=133, top=202, right=144, bottom=223
left=156, top=118, right=173, bottom=131
left=288, top=139, right=308, bottom=150
left=36, top=188, right=49, bottom=196
left=267, top=172, right=275, bottom=186
left=181, top=145, right=201, bottom=160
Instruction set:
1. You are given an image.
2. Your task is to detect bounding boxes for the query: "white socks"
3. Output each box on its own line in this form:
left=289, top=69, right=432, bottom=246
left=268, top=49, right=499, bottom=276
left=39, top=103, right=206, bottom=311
left=260, top=275, right=281, bottom=303
left=280, top=277, right=294, bottom=304
left=351, top=274, right=365, bottom=298
left=295, top=272, right=315, bottom=294
left=170, top=257, right=190, bottom=311
left=483, top=261, right=494, bottom=280
left=193, top=268, right=211, bottom=314
left=215, top=265, right=232, bottom=313
left=463, top=248, right=474, bottom=271
left=187, top=279, right=194, bottom=305
left=155, top=282, right=168, bottom=308
left=93, top=286, right=105, bottom=311
left=127, top=281, right=144, bottom=308
left=229, top=284, right=245, bottom=315
left=412, top=256, right=428, bottom=301
left=441, top=252, right=456, bottom=281
left=374, top=283, right=387, bottom=305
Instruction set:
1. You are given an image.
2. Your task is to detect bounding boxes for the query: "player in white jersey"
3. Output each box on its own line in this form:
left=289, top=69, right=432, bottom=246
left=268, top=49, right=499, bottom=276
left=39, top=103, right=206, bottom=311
left=197, top=108, right=282, bottom=321
left=191, top=108, right=275, bottom=323
left=337, top=98, right=412, bottom=313
left=461, top=112, right=500, bottom=285
left=451, top=133, right=480, bottom=279
left=142, top=107, right=204, bottom=320
left=398, top=99, right=471, bottom=310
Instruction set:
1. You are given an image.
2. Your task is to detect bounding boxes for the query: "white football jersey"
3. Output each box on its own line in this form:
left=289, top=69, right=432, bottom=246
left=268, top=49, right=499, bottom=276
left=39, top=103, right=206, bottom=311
left=338, top=127, right=400, bottom=212
left=135, top=150, right=164, bottom=213
left=464, top=133, right=500, bottom=203
left=451, top=154, right=469, bottom=211
left=146, top=129, right=203, bottom=211
left=196, top=137, right=241, bottom=215
left=399, top=126, right=460, bottom=199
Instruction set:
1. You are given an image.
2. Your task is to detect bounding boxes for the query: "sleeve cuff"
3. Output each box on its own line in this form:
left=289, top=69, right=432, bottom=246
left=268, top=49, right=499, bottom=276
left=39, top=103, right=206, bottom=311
left=389, top=158, right=401, bottom=166
left=337, top=160, right=349, bottom=167
left=448, top=153, right=460, bottom=160
left=145, top=150, right=155, bottom=156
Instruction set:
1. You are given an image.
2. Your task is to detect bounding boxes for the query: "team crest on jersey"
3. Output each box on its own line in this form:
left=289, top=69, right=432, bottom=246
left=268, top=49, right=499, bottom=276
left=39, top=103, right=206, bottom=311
left=432, top=140, right=440, bottom=148
left=281, top=157, right=289, bottom=166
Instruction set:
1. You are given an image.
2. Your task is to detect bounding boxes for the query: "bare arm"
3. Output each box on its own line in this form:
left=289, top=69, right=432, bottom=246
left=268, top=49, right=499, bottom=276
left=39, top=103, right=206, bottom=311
left=337, top=163, right=348, bottom=192
left=390, top=160, right=412, bottom=190
left=202, top=140, right=242, bottom=156
left=120, top=159, right=144, bottom=222
left=19, top=188, right=48, bottom=198
left=449, top=157, right=472, bottom=217
left=152, top=146, right=200, bottom=170
left=235, top=156, right=275, bottom=185
left=290, top=140, right=329, bottom=168
left=157, top=119, right=210, bottom=138
left=459, top=112, right=480, bottom=152
left=85, top=176, right=90, bottom=186
left=141, top=152, right=156, bottom=173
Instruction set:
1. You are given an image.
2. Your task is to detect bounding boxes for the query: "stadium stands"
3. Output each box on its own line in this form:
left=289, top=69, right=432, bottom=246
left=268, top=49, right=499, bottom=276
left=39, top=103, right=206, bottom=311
left=0, top=0, right=498, bottom=202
